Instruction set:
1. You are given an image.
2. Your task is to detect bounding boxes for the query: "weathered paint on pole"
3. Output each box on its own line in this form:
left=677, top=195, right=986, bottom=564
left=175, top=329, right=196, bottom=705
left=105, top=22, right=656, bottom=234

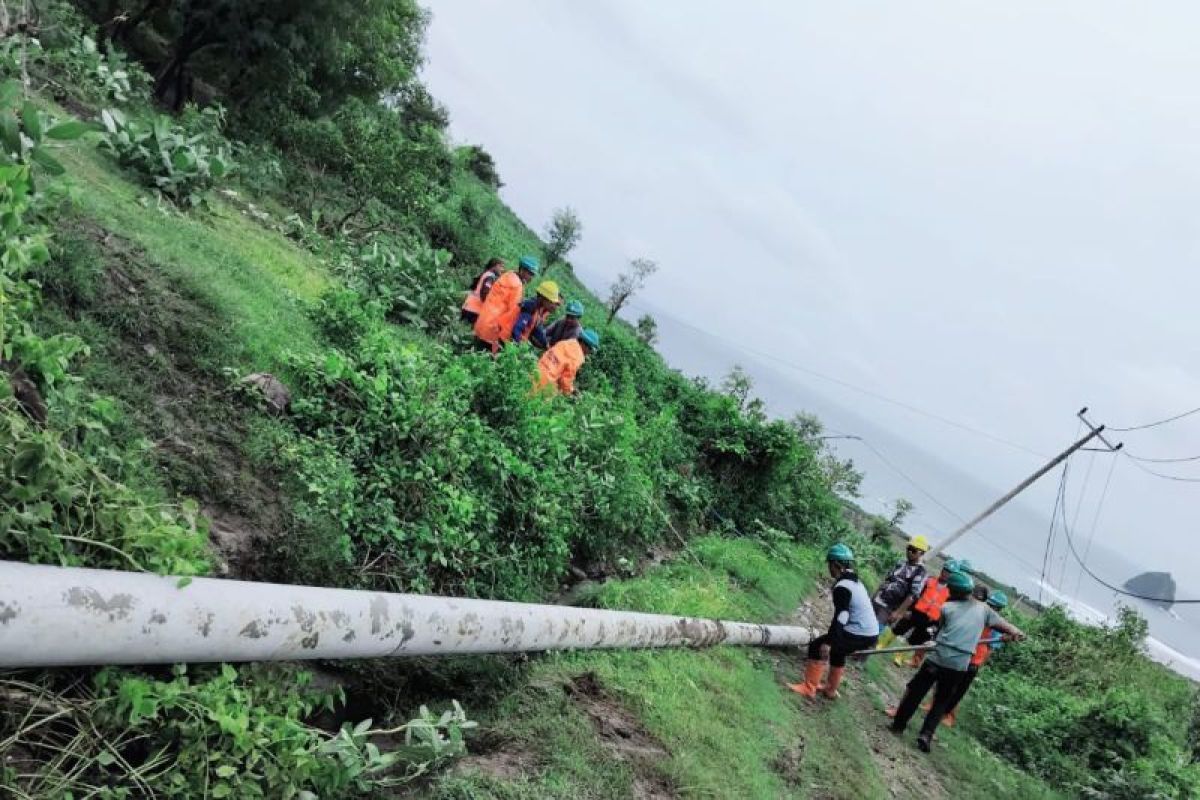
left=0, top=562, right=818, bottom=668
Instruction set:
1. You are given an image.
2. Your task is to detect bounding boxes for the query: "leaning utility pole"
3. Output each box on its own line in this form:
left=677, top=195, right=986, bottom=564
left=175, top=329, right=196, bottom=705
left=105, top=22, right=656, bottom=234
left=926, top=408, right=1122, bottom=560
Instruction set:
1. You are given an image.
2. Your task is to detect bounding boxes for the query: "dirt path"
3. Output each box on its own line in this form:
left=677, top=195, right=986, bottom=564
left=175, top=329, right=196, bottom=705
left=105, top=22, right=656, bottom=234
left=786, top=587, right=950, bottom=800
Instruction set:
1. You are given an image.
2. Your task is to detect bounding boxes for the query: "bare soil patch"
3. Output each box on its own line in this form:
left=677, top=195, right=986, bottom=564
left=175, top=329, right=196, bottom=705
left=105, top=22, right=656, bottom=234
left=565, top=672, right=677, bottom=799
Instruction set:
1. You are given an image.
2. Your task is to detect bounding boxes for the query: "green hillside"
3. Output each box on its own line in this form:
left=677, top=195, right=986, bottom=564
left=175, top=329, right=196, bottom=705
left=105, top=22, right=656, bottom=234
left=0, top=4, right=1196, bottom=798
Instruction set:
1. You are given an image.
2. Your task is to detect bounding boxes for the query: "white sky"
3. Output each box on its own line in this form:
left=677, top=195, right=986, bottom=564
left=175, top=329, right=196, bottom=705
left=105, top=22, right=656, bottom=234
left=423, top=1, right=1199, bottom=586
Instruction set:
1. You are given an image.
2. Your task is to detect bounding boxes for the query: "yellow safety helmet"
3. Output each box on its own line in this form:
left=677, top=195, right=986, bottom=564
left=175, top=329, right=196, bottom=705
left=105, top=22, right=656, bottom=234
left=536, top=280, right=561, bottom=303
left=908, top=535, right=930, bottom=552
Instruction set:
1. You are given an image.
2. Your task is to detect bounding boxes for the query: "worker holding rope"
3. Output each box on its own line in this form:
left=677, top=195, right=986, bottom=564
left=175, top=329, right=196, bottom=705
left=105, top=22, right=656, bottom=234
left=873, top=534, right=930, bottom=646
left=886, top=559, right=960, bottom=668
left=787, top=543, right=879, bottom=700
left=888, top=571, right=1025, bottom=752
left=938, top=588, right=1008, bottom=727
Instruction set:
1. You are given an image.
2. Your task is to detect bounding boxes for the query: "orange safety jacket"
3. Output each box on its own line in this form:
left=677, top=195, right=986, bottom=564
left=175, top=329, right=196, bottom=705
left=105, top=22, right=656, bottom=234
left=971, top=625, right=995, bottom=668
left=534, top=338, right=585, bottom=395
left=473, top=270, right=524, bottom=351
left=462, top=267, right=501, bottom=315
left=913, top=577, right=950, bottom=621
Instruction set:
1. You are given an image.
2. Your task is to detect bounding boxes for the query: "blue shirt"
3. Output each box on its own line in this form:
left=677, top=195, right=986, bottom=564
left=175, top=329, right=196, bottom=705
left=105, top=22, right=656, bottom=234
left=511, top=299, right=549, bottom=348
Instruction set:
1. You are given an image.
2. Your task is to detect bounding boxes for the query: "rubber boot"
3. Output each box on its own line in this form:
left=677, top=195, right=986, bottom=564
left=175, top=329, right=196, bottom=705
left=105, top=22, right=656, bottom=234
left=821, top=666, right=846, bottom=699
left=942, top=707, right=957, bottom=728
left=787, top=660, right=828, bottom=699
left=893, top=651, right=909, bottom=667
left=876, top=628, right=897, bottom=650
left=885, top=706, right=898, bottom=718
left=916, top=732, right=933, bottom=753
left=908, top=650, right=927, bottom=669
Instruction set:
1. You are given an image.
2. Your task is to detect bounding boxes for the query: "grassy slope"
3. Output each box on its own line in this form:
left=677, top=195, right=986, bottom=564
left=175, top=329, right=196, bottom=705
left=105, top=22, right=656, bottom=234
left=422, top=537, right=1060, bottom=800
left=33, top=121, right=1061, bottom=799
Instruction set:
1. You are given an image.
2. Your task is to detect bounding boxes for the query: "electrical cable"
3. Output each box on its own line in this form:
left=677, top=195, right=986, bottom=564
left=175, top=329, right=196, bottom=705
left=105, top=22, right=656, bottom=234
left=1059, top=447, right=1095, bottom=589
left=1038, top=462, right=1067, bottom=604
left=838, top=436, right=1056, bottom=576
left=627, top=302, right=1048, bottom=459
left=1123, top=450, right=1200, bottom=464
left=1110, top=405, right=1200, bottom=432
left=850, top=438, right=967, bottom=524
left=1074, top=454, right=1117, bottom=597
left=1122, top=452, right=1200, bottom=483
left=1057, top=457, right=1200, bottom=603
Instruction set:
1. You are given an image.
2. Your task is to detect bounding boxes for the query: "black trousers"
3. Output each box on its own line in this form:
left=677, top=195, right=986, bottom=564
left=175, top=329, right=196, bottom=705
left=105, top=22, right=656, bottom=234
left=892, top=661, right=966, bottom=737
left=891, top=609, right=937, bottom=645
left=946, top=664, right=979, bottom=711
left=807, top=630, right=878, bottom=667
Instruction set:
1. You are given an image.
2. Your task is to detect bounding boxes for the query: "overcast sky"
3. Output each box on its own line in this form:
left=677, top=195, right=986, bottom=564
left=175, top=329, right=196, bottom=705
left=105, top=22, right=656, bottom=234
left=422, top=2, right=1200, bottom=587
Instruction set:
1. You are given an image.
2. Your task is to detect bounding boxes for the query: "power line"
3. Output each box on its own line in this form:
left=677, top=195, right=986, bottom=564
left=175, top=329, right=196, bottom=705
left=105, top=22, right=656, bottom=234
left=1074, top=454, right=1117, bottom=597
left=1124, top=450, right=1200, bottom=464
left=1055, top=458, right=1200, bottom=604
left=1110, top=404, right=1200, bottom=432
left=632, top=302, right=1048, bottom=459
left=1059, top=446, right=1096, bottom=588
left=839, top=436, right=1055, bottom=576
left=1122, top=452, right=1200, bottom=483
left=1039, top=462, right=1067, bottom=604
left=851, top=438, right=966, bottom=524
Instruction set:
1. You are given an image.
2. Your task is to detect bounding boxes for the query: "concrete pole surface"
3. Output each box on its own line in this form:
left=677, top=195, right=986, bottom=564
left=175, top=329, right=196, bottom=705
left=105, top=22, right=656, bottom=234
left=0, top=562, right=818, bottom=668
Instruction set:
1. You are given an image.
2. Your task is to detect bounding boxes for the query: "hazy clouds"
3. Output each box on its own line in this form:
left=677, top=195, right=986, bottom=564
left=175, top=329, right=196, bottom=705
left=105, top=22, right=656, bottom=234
left=423, top=2, right=1200, bottom=580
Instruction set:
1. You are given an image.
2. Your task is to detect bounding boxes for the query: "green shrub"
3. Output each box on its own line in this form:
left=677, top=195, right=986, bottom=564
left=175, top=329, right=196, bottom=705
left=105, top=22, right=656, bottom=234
left=965, top=606, right=1200, bottom=797
left=97, top=105, right=234, bottom=206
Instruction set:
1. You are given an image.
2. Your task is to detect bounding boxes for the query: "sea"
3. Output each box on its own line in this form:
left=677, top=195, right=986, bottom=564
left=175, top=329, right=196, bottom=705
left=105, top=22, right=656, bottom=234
left=632, top=302, right=1200, bottom=681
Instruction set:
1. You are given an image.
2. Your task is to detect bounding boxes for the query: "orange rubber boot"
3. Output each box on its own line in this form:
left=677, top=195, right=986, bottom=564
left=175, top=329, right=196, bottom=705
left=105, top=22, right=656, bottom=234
left=787, top=660, right=828, bottom=699
left=821, top=666, right=846, bottom=699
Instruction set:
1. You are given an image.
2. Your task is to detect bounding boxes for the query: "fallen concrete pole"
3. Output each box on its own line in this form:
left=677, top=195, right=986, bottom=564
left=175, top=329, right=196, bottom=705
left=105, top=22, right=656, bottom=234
left=0, top=562, right=818, bottom=668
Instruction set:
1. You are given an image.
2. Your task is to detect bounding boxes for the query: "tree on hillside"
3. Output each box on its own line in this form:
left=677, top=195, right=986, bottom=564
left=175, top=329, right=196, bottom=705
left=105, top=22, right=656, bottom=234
left=721, top=365, right=753, bottom=410
left=634, top=314, right=658, bottom=346
left=461, top=145, right=502, bottom=189
left=890, top=497, right=914, bottom=527
left=789, top=412, right=864, bottom=498
left=721, top=365, right=765, bottom=419
left=605, top=257, right=656, bottom=323
left=91, top=0, right=428, bottom=114
left=543, top=206, right=581, bottom=273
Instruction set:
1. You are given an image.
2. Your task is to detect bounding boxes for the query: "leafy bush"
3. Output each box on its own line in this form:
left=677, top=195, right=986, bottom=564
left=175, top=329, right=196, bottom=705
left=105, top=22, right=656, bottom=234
left=964, top=606, right=1200, bottom=798
left=1, top=664, right=473, bottom=798
left=281, top=97, right=452, bottom=232
left=97, top=106, right=234, bottom=206
left=49, top=33, right=151, bottom=104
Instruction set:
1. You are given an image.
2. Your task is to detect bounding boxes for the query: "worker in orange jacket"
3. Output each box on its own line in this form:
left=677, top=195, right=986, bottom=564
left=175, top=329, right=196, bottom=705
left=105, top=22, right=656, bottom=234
left=889, top=560, right=962, bottom=667
left=474, top=256, right=539, bottom=352
left=534, top=328, right=599, bottom=396
left=461, top=257, right=505, bottom=324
